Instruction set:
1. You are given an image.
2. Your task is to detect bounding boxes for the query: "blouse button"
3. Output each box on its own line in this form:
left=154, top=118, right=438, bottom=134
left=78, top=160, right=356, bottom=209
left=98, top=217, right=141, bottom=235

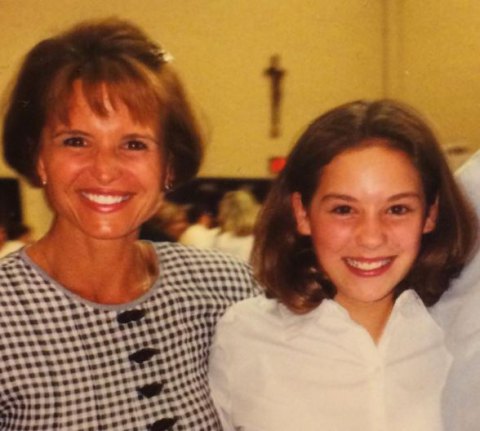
left=117, top=309, right=146, bottom=324
left=137, top=382, right=164, bottom=399
left=129, top=348, right=160, bottom=364
left=148, top=417, right=178, bottom=430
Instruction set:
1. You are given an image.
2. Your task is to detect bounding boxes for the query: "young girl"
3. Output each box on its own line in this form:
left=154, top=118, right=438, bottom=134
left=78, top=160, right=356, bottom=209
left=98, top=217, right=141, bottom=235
left=209, top=99, right=478, bottom=431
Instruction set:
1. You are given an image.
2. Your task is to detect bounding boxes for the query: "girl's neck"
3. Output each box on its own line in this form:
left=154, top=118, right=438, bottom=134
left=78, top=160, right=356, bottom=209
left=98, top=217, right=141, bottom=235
left=335, top=294, right=394, bottom=344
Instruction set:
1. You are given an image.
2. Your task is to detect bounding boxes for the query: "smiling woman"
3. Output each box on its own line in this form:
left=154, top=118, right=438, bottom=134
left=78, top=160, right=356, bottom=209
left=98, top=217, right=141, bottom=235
left=37, top=80, right=164, bottom=246
left=0, top=18, right=256, bottom=430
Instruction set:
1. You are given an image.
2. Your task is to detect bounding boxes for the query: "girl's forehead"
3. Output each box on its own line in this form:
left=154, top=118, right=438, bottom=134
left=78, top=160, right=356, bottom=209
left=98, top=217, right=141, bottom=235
left=317, top=144, right=422, bottom=194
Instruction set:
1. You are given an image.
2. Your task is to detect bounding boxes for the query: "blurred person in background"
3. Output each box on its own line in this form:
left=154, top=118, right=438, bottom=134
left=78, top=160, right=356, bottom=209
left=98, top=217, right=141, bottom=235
left=0, top=221, right=33, bottom=258
left=179, top=202, right=216, bottom=249
left=213, top=189, right=260, bottom=262
left=0, top=218, right=7, bottom=255
left=140, top=200, right=189, bottom=242
left=0, top=18, right=257, bottom=430
left=431, top=148, right=480, bottom=431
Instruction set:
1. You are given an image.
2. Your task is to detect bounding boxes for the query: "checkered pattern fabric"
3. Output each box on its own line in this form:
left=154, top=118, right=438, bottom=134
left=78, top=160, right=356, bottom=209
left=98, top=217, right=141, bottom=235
left=0, top=242, right=258, bottom=430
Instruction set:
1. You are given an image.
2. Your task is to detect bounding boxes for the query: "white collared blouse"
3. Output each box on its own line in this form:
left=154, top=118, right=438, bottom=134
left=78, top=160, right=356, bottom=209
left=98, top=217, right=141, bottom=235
left=209, top=290, right=450, bottom=431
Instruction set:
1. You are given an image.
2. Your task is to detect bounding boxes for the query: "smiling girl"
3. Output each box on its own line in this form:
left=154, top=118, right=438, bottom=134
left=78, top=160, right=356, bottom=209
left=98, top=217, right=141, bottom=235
left=208, top=99, right=478, bottom=431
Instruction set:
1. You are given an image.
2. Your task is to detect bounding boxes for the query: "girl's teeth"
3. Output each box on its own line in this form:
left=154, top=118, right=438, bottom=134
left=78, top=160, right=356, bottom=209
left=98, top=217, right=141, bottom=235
left=83, top=193, right=127, bottom=205
left=346, top=258, right=390, bottom=271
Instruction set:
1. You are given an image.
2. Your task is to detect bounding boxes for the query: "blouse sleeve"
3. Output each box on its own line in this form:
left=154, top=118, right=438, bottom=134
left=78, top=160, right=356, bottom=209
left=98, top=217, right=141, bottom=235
left=208, top=309, right=237, bottom=431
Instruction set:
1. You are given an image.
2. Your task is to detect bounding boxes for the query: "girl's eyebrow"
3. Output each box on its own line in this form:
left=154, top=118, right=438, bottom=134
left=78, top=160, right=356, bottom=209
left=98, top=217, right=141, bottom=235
left=320, top=192, right=422, bottom=203
left=387, top=192, right=423, bottom=202
left=320, top=194, right=356, bottom=202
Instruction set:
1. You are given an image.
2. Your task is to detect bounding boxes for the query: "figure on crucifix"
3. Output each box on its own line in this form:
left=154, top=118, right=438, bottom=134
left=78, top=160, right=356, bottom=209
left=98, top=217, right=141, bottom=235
left=264, top=54, right=286, bottom=138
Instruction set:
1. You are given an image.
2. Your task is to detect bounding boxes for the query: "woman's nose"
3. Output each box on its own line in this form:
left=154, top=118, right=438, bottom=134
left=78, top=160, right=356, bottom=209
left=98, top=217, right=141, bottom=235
left=91, top=147, right=121, bottom=183
left=356, top=215, right=387, bottom=249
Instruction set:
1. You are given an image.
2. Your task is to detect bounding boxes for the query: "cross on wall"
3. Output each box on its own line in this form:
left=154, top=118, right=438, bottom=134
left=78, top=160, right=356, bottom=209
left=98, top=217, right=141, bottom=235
left=264, top=54, right=286, bottom=138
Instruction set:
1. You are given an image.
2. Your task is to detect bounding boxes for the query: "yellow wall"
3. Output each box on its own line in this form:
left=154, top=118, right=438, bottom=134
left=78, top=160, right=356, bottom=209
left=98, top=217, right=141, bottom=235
left=0, top=0, right=384, bottom=238
left=386, top=0, right=480, bottom=167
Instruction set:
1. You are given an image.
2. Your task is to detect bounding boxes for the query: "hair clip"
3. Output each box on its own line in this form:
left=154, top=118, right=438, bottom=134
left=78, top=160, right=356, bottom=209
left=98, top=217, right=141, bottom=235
left=159, top=49, right=174, bottom=64
left=149, top=46, right=174, bottom=65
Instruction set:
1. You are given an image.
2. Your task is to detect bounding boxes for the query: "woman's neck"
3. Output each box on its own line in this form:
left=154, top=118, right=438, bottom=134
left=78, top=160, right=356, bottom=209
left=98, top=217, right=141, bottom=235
left=27, top=228, right=158, bottom=305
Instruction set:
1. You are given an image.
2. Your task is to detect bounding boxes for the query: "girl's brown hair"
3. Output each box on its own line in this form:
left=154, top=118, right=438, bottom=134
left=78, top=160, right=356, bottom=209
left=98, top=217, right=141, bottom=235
left=252, top=99, right=478, bottom=313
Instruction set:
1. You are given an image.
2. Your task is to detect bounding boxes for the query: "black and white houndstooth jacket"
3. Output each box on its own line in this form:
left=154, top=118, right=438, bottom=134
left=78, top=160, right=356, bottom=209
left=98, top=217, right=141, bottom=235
left=0, top=242, right=258, bottom=430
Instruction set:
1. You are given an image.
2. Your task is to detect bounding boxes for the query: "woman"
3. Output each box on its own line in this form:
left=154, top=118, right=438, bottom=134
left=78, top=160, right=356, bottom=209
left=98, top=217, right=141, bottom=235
left=209, top=100, right=478, bottom=430
left=0, top=18, right=256, bottom=430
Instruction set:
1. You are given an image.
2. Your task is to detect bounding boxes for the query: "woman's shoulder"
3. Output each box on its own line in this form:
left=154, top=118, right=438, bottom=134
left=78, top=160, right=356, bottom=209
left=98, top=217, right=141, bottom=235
left=152, top=241, right=250, bottom=270
left=0, top=249, right=27, bottom=278
left=150, top=241, right=260, bottom=296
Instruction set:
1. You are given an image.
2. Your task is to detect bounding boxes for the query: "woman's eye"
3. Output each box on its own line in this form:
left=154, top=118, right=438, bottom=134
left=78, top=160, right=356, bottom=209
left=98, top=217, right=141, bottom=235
left=125, top=140, right=148, bottom=151
left=63, top=137, right=85, bottom=147
left=331, top=205, right=353, bottom=215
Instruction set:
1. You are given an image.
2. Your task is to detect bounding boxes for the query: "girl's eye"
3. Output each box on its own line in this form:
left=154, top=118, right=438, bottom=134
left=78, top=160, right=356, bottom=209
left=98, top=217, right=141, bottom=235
left=388, top=205, right=410, bottom=215
left=125, top=140, right=148, bottom=151
left=331, top=205, right=353, bottom=215
left=63, top=137, right=85, bottom=147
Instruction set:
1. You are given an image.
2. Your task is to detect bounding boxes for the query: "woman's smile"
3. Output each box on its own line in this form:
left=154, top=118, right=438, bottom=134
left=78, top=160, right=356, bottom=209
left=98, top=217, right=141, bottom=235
left=79, top=189, right=134, bottom=213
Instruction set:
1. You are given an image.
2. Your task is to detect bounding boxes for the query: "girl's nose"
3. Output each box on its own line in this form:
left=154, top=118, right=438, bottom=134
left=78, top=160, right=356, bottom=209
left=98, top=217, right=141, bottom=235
left=356, top=215, right=387, bottom=249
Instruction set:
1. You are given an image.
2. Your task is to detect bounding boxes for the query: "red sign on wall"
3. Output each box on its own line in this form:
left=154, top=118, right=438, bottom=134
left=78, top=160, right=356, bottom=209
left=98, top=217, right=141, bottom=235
left=269, top=157, right=286, bottom=174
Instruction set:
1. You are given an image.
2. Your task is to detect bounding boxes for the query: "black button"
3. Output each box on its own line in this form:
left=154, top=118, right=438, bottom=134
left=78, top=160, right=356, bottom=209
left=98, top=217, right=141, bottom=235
left=137, top=382, right=164, bottom=398
left=148, top=417, right=178, bottom=430
left=117, top=309, right=146, bottom=324
left=129, top=348, right=160, bottom=364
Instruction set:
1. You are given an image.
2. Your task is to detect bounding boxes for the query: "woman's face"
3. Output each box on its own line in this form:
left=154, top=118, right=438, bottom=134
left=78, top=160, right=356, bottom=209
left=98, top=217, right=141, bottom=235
left=292, top=140, right=437, bottom=312
left=37, top=81, right=164, bottom=242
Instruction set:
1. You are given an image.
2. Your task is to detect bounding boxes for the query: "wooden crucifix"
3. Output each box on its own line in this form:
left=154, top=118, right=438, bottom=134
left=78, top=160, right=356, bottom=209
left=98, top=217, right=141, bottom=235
left=264, top=54, right=286, bottom=138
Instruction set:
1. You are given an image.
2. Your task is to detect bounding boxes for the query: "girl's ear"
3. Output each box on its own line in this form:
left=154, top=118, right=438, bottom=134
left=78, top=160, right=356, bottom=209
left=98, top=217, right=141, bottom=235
left=291, top=192, right=311, bottom=235
left=423, top=196, right=439, bottom=234
left=37, top=155, right=47, bottom=186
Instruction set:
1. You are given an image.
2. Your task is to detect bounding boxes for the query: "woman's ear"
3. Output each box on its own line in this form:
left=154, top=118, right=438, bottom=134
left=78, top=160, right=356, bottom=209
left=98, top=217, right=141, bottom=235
left=423, top=196, right=439, bottom=234
left=291, top=192, right=311, bottom=235
left=163, top=164, right=175, bottom=192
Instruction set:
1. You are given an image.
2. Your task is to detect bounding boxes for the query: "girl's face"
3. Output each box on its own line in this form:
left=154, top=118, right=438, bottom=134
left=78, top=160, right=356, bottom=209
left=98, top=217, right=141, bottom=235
left=292, top=140, right=438, bottom=312
left=37, top=80, right=164, bottom=242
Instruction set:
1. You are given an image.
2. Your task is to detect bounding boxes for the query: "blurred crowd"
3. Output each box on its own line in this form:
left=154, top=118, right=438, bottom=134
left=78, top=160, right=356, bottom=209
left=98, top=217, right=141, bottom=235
left=0, top=188, right=260, bottom=263
left=140, top=189, right=260, bottom=262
